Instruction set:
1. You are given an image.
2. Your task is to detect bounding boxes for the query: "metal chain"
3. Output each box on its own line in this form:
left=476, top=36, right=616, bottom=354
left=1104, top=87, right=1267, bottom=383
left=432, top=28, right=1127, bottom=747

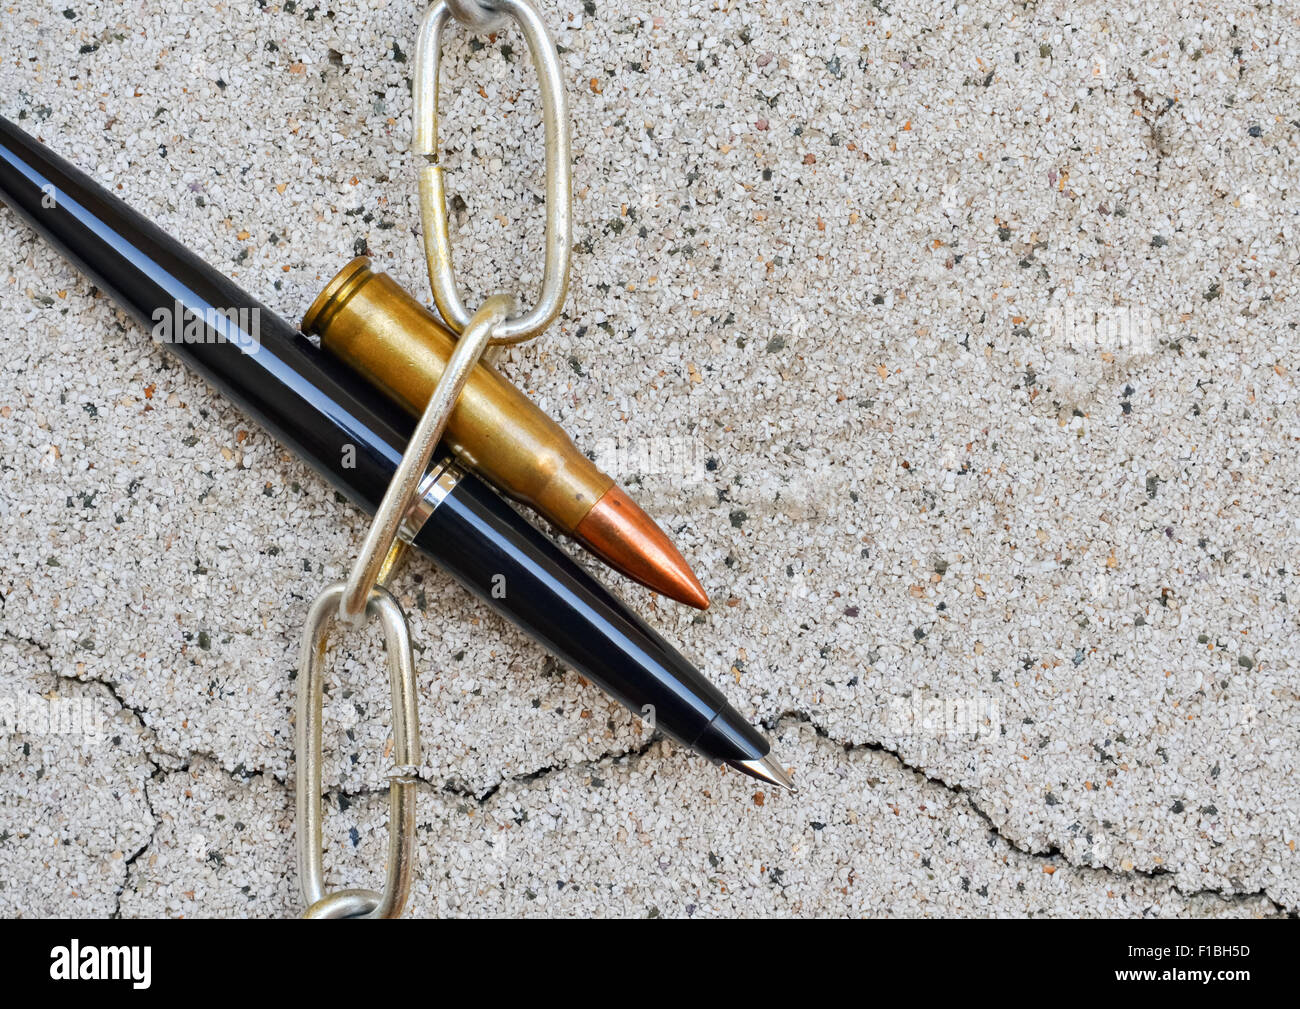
left=292, top=0, right=571, bottom=919
left=444, top=0, right=506, bottom=32
left=296, top=584, right=419, bottom=919
left=336, top=294, right=515, bottom=622
left=414, top=0, right=572, bottom=343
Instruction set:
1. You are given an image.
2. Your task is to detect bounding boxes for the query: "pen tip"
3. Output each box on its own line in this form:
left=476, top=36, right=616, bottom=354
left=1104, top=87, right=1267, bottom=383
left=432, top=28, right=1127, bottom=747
left=575, top=485, right=711, bottom=609
left=728, top=753, right=797, bottom=792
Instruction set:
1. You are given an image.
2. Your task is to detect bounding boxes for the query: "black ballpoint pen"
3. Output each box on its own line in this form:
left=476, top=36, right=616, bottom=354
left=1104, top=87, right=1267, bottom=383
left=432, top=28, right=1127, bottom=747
left=0, top=115, right=794, bottom=790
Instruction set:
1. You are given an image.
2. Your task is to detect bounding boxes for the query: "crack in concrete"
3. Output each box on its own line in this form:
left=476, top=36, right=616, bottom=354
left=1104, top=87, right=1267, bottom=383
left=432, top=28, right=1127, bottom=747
left=114, top=757, right=163, bottom=919
left=4, top=624, right=1291, bottom=915
left=764, top=709, right=1291, bottom=915
left=0, top=628, right=55, bottom=664
left=2, top=626, right=164, bottom=915
left=315, top=731, right=664, bottom=807
left=434, top=731, right=662, bottom=806
left=1169, top=886, right=1292, bottom=917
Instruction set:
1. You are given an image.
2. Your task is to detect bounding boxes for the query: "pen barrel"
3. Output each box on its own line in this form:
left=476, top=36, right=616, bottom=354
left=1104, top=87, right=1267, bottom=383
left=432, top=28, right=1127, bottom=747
left=303, top=258, right=614, bottom=531
left=0, top=115, right=409, bottom=515
left=412, top=465, right=768, bottom=763
left=0, top=115, right=767, bottom=767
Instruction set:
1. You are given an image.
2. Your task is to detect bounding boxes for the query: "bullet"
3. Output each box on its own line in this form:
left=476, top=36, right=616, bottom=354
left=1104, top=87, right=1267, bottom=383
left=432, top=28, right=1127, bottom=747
left=302, top=258, right=709, bottom=609
left=0, top=116, right=789, bottom=793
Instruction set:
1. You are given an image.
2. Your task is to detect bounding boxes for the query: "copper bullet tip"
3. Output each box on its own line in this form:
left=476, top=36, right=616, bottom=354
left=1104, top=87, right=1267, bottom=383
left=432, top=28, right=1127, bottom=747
left=575, top=485, right=710, bottom=609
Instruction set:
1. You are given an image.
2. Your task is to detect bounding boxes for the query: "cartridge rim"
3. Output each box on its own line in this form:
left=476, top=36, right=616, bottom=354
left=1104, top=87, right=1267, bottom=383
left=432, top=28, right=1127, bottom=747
left=301, top=255, right=374, bottom=336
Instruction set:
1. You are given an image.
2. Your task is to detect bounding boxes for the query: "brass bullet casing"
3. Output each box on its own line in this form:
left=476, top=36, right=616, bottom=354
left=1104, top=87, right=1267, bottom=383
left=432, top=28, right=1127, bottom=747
left=303, top=257, right=611, bottom=530
left=303, top=258, right=710, bottom=609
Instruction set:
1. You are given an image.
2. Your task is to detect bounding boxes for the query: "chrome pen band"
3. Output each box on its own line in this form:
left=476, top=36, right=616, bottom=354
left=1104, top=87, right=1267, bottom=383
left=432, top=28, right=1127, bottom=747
left=397, top=459, right=465, bottom=544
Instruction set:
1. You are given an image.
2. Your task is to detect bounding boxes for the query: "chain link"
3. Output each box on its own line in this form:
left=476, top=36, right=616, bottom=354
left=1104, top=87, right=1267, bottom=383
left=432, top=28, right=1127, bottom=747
left=414, top=0, right=572, bottom=343
left=292, top=0, right=572, bottom=920
left=445, top=0, right=507, bottom=31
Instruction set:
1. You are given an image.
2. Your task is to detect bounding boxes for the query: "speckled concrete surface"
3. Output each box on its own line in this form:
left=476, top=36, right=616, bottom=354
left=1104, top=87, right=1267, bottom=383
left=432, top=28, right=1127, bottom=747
left=0, top=0, right=1296, bottom=917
